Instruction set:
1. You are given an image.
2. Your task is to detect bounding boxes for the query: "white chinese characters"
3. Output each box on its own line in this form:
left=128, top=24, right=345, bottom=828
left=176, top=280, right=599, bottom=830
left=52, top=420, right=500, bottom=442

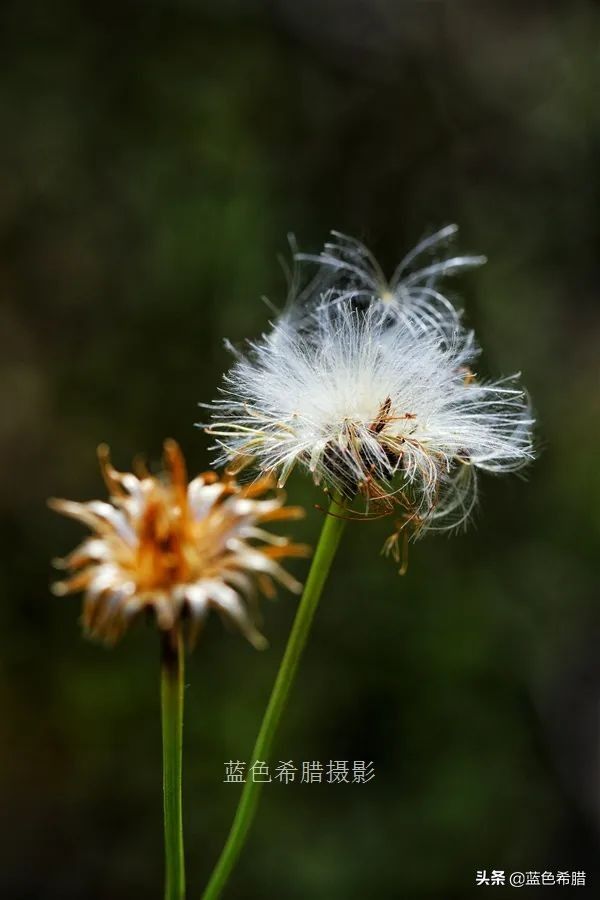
left=224, top=760, right=375, bottom=784
left=475, top=870, right=586, bottom=888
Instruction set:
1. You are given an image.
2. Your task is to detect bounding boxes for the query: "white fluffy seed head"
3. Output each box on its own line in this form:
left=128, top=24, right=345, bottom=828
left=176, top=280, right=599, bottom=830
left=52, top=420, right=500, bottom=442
left=205, top=300, right=534, bottom=536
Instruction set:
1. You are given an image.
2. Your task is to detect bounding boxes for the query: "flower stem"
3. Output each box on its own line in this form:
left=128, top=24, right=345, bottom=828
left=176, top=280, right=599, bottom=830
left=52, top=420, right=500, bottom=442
left=202, top=495, right=347, bottom=899
left=161, top=628, right=186, bottom=900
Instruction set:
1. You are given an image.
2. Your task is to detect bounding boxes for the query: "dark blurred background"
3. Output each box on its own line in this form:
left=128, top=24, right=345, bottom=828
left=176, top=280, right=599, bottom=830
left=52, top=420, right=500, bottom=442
left=1, top=1, right=600, bottom=897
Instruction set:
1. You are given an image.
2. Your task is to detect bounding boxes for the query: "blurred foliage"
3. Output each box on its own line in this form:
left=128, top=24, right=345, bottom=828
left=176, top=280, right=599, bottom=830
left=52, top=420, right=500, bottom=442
left=1, top=1, right=599, bottom=897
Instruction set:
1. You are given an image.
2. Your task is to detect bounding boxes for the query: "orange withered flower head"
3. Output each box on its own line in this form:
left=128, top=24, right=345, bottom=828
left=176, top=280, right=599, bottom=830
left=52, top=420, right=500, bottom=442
left=49, top=440, right=309, bottom=648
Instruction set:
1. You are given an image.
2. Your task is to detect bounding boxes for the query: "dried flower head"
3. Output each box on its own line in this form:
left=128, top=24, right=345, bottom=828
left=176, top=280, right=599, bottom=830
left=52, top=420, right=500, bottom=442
left=49, top=441, right=308, bottom=647
left=296, top=225, right=486, bottom=335
left=205, top=302, right=534, bottom=537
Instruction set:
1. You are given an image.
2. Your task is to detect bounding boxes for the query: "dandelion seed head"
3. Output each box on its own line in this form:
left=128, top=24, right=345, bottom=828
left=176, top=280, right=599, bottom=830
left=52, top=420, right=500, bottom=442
left=205, top=302, right=534, bottom=535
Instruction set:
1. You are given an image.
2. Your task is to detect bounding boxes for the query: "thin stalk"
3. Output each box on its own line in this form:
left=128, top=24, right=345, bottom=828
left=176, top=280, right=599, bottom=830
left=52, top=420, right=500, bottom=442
left=161, top=627, right=186, bottom=900
left=202, top=495, right=347, bottom=899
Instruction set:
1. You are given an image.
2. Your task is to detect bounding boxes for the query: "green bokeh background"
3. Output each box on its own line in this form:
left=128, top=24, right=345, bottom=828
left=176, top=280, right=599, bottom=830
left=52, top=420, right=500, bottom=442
left=1, top=2, right=599, bottom=897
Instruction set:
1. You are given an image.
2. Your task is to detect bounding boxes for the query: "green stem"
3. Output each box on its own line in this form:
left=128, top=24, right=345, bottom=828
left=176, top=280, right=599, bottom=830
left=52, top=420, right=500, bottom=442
left=161, top=628, right=186, bottom=900
left=202, top=495, right=347, bottom=899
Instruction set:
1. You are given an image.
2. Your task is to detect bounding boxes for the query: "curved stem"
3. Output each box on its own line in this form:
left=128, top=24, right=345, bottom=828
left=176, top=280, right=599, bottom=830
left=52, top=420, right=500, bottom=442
left=202, top=496, right=347, bottom=899
left=161, top=628, right=186, bottom=900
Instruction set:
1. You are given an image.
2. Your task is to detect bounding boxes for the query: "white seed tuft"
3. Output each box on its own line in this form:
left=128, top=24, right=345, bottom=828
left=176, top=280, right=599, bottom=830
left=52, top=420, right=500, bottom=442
left=205, top=295, right=534, bottom=535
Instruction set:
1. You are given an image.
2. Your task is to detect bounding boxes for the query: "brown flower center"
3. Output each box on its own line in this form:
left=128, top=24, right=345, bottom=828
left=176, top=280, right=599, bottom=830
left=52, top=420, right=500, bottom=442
left=135, top=488, right=193, bottom=590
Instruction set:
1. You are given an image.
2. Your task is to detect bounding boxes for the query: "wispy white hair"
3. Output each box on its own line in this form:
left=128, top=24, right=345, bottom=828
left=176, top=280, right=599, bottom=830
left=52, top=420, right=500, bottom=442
left=204, top=301, right=534, bottom=534
left=295, top=225, right=486, bottom=337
